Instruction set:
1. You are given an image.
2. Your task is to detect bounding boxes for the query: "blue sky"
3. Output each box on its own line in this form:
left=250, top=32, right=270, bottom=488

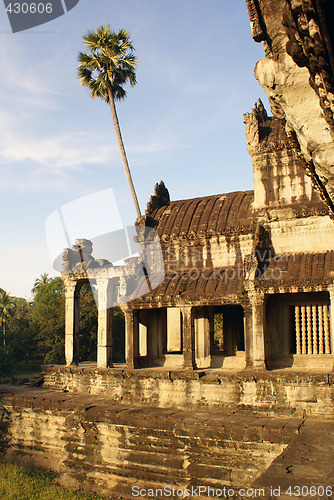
left=0, top=0, right=269, bottom=298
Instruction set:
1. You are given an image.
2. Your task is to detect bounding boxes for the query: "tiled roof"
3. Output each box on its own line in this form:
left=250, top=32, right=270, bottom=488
left=127, top=267, right=245, bottom=307
left=126, top=252, right=334, bottom=308
left=258, top=252, right=334, bottom=288
left=150, top=190, right=254, bottom=238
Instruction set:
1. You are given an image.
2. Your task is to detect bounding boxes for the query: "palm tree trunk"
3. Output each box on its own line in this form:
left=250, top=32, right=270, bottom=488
left=108, top=89, right=141, bottom=218
left=3, top=319, right=5, bottom=348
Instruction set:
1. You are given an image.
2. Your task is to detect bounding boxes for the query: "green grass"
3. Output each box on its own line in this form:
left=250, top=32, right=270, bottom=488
left=0, top=460, right=108, bottom=500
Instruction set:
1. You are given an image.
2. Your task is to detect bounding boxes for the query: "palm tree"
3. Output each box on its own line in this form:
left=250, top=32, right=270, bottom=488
left=0, top=289, right=15, bottom=347
left=32, top=273, right=50, bottom=294
left=77, top=25, right=141, bottom=218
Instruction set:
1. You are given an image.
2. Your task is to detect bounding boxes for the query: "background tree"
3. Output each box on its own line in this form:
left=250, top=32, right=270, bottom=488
left=0, top=346, right=14, bottom=377
left=112, top=306, right=125, bottom=363
left=1, top=276, right=125, bottom=372
left=77, top=25, right=141, bottom=217
left=78, top=283, right=98, bottom=362
left=6, top=297, right=38, bottom=364
left=30, top=278, right=99, bottom=364
left=32, top=273, right=51, bottom=295
left=30, top=277, right=65, bottom=364
left=0, top=289, right=15, bottom=347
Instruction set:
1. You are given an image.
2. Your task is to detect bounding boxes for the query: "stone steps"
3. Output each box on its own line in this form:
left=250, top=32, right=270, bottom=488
left=42, top=366, right=334, bottom=417
left=0, top=386, right=302, bottom=498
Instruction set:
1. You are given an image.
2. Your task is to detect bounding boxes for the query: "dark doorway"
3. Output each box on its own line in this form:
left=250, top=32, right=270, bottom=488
left=213, top=305, right=245, bottom=355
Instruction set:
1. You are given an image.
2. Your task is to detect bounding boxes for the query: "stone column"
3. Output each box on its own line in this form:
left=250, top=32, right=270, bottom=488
left=64, top=280, right=80, bottom=366
left=96, top=279, right=113, bottom=368
left=167, top=307, right=182, bottom=352
left=194, top=307, right=211, bottom=367
left=139, top=323, right=147, bottom=357
left=295, top=305, right=302, bottom=354
left=243, top=304, right=253, bottom=368
left=249, top=293, right=266, bottom=369
left=124, top=308, right=139, bottom=369
left=181, top=307, right=196, bottom=369
left=327, top=289, right=334, bottom=356
left=208, top=306, right=215, bottom=356
left=301, top=305, right=307, bottom=354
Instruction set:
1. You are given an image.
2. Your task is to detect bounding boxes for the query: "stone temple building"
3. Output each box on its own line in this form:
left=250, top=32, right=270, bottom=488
left=61, top=100, right=334, bottom=374
left=3, top=3, right=334, bottom=494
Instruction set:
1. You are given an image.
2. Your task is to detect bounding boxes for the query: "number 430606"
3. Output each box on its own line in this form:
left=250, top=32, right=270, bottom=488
left=285, top=485, right=333, bottom=497
left=6, top=3, right=53, bottom=14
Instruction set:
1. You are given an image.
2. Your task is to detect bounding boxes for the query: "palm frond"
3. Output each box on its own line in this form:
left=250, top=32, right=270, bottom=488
left=77, top=25, right=137, bottom=102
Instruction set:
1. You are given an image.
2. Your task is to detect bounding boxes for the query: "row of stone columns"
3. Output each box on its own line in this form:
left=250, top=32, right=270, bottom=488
left=64, top=279, right=114, bottom=368
left=330, top=287, right=334, bottom=354
left=64, top=277, right=199, bottom=369
left=294, top=304, right=332, bottom=354
left=64, top=283, right=267, bottom=369
left=123, top=298, right=266, bottom=370
left=64, top=277, right=334, bottom=369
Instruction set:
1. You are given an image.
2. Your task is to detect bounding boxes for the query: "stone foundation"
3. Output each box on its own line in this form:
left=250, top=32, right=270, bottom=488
left=2, top=368, right=334, bottom=498
left=43, top=365, right=334, bottom=417
left=0, top=386, right=301, bottom=499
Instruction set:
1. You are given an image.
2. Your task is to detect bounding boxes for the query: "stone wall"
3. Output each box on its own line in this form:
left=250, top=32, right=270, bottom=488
left=0, top=386, right=301, bottom=499
left=42, top=366, right=334, bottom=417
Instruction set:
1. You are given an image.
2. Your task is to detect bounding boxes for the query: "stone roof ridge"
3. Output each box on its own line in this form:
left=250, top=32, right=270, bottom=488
left=149, top=190, right=255, bottom=238
left=163, top=189, right=254, bottom=206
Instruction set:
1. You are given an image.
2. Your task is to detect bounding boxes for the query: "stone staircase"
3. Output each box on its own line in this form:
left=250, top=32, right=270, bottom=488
left=0, top=386, right=304, bottom=499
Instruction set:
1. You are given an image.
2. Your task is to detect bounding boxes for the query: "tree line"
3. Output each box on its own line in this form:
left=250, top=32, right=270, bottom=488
left=0, top=275, right=125, bottom=377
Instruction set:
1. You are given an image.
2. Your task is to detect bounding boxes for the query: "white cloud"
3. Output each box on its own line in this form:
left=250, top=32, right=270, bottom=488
left=0, top=130, right=113, bottom=168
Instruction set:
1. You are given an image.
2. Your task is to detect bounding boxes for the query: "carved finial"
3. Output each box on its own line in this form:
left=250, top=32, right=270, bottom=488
left=255, top=99, right=268, bottom=121
left=244, top=99, right=269, bottom=148
left=146, top=181, right=170, bottom=215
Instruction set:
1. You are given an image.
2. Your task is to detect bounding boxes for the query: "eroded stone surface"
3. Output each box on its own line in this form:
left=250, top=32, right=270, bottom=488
left=63, top=238, right=113, bottom=273
left=42, top=366, right=334, bottom=418
left=246, top=0, right=334, bottom=215
left=0, top=385, right=300, bottom=499
left=253, top=420, right=334, bottom=499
